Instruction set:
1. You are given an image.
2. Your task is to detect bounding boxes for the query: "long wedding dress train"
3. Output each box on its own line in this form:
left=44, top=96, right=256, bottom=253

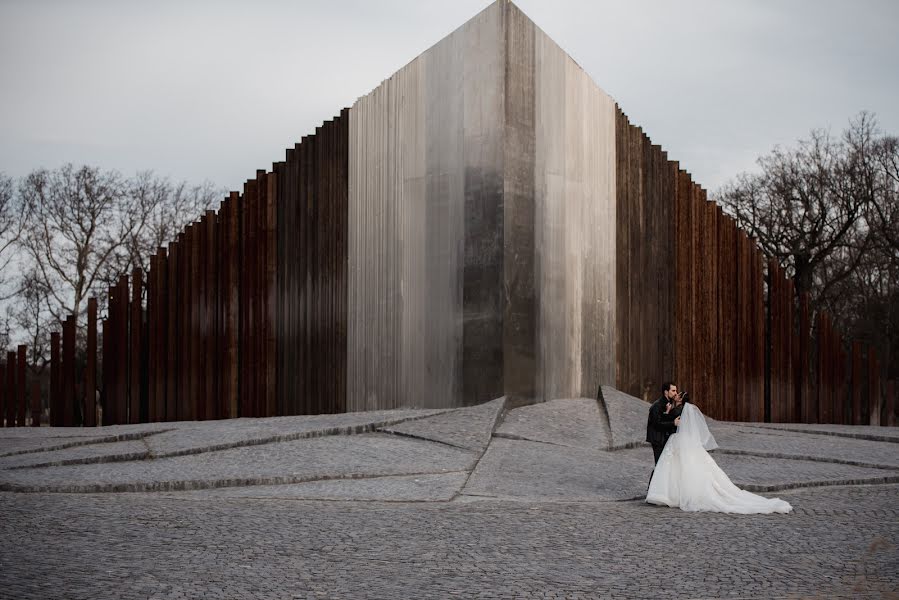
left=646, top=403, right=792, bottom=514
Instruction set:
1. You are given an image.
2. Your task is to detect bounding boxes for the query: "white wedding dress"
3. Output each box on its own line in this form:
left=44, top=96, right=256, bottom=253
left=646, top=403, right=792, bottom=514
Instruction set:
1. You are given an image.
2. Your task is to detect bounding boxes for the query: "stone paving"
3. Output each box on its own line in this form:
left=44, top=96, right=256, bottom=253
left=0, top=387, right=897, bottom=599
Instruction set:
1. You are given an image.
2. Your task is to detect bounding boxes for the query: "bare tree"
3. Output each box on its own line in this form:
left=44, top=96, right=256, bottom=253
left=0, top=172, right=27, bottom=301
left=12, top=269, right=53, bottom=375
left=716, top=112, right=898, bottom=377
left=716, top=118, right=870, bottom=306
left=19, top=164, right=132, bottom=323
left=19, top=164, right=221, bottom=325
left=101, top=172, right=220, bottom=288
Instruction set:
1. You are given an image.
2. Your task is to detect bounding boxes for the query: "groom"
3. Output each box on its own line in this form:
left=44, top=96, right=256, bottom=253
left=646, top=381, right=682, bottom=465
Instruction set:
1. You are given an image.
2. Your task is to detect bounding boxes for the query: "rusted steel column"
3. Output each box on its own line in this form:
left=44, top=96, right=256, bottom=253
left=867, top=347, right=880, bottom=425
left=785, top=279, right=795, bottom=422
left=105, top=288, right=115, bottom=425
left=336, top=109, right=349, bottom=414
left=167, top=237, right=181, bottom=422
left=183, top=225, right=195, bottom=421
left=85, top=298, right=97, bottom=427
left=674, top=171, right=691, bottom=412
left=321, top=124, right=331, bottom=415
left=0, top=361, right=5, bottom=427
left=62, top=316, right=76, bottom=427
left=4, top=352, right=15, bottom=426
left=196, top=216, right=208, bottom=422
left=116, top=276, right=129, bottom=425
left=107, top=284, right=118, bottom=425
left=766, top=260, right=777, bottom=423
left=239, top=184, right=250, bottom=418
left=0, top=362, right=5, bottom=427
left=798, top=293, right=811, bottom=423
left=205, top=210, right=218, bottom=420
left=101, top=319, right=109, bottom=425
left=246, top=176, right=257, bottom=419
left=130, top=268, right=143, bottom=423
left=300, top=138, right=312, bottom=415
left=266, top=171, right=278, bottom=417
left=224, top=194, right=239, bottom=419
left=147, top=255, right=158, bottom=422
left=17, top=345, right=27, bottom=426
left=30, top=381, right=41, bottom=427
left=720, top=216, right=738, bottom=422
left=156, top=247, right=169, bottom=421
left=249, top=174, right=261, bottom=418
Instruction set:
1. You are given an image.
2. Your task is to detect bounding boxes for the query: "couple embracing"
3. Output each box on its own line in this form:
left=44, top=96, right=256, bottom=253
left=644, top=381, right=792, bottom=514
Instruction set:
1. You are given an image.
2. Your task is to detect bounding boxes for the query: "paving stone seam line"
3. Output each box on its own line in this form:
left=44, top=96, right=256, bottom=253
left=0, top=429, right=180, bottom=458
left=735, top=423, right=899, bottom=444
left=144, top=411, right=460, bottom=460
left=0, top=468, right=474, bottom=494
left=375, top=428, right=475, bottom=452
left=491, top=432, right=588, bottom=450
left=0, top=408, right=472, bottom=474
left=458, top=490, right=899, bottom=513
left=457, top=492, right=648, bottom=504
left=0, top=409, right=458, bottom=461
left=452, top=399, right=507, bottom=502
left=712, top=448, right=899, bottom=471
left=594, top=387, right=615, bottom=449
left=739, top=474, right=899, bottom=493
left=4, top=450, right=151, bottom=471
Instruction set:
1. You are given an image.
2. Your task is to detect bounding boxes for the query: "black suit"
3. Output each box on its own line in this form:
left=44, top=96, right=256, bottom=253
left=646, top=396, right=678, bottom=464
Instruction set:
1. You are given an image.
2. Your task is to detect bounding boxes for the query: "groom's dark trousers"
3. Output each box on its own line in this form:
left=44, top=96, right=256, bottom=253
left=646, top=397, right=678, bottom=487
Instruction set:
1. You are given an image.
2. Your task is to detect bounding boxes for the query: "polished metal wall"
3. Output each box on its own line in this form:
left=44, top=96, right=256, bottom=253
left=348, top=1, right=617, bottom=410
left=531, top=18, right=617, bottom=400
left=347, top=2, right=505, bottom=410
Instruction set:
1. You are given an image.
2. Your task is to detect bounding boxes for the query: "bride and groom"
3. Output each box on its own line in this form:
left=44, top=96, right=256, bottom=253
left=645, top=382, right=792, bottom=514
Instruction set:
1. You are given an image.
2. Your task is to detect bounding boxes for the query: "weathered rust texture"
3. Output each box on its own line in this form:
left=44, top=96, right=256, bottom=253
left=616, top=111, right=675, bottom=404
left=4, top=352, right=15, bottom=426
left=85, top=298, right=97, bottom=426
left=100, top=320, right=109, bottom=425
left=0, top=362, right=5, bottom=427
left=130, top=268, right=143, bottom=423
left=30, top=381, right=41, bottom=427
left=116, top=276, right=130, bottom=425
left=147, top=254, right=159, bottom=422
left=798, top=293, right=811, bottom=423
left=16, top=345, right=26, bottom=427
left=62, top=316, right=76, bottom=427
left=167, top=236, right=182, bottom=421
left=276, top=114, right=347, bottom=416
left=0, top=362, right=4, bottom=427
left=264, top=172, right=278, bottom=417
left=223, top=194, right=239, bottom=419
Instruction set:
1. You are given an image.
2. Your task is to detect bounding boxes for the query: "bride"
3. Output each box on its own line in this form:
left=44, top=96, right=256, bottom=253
left=646, top=399, right=792, bottom=514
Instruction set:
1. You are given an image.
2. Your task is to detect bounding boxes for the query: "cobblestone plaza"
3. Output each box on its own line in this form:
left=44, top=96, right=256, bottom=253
left=1, top=388, right=897, bottom=599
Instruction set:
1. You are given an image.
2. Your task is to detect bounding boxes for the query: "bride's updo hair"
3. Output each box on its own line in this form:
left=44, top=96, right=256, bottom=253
left=681, top=391, right=692, bottom=404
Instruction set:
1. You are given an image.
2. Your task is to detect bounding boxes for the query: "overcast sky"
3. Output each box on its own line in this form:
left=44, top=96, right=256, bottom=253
left=1, top=0, right=897, bottom=195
